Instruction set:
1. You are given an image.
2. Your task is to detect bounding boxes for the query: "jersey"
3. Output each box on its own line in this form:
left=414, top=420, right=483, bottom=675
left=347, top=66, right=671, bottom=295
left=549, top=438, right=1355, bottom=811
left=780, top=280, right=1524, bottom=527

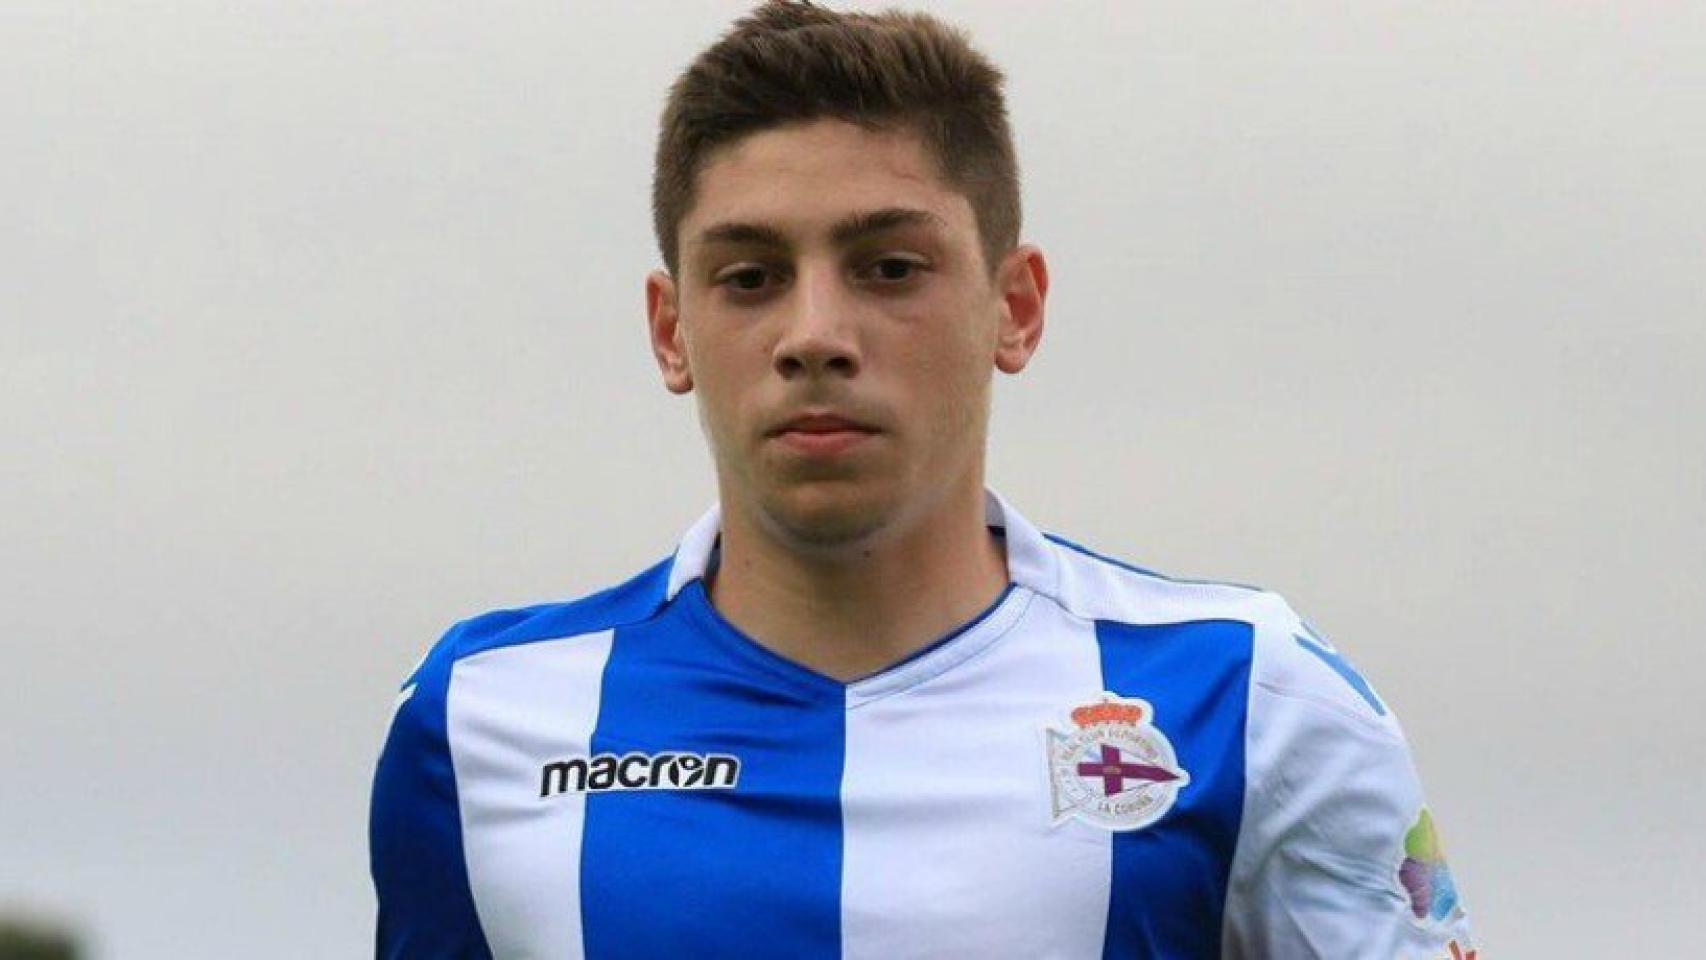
left=370, top=490, right=1474, bottom=959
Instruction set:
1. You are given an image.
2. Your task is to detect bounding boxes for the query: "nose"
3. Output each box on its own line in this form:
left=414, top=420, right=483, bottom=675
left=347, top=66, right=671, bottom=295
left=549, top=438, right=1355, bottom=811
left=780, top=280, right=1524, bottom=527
left=772, top=263, right=860, bottom=380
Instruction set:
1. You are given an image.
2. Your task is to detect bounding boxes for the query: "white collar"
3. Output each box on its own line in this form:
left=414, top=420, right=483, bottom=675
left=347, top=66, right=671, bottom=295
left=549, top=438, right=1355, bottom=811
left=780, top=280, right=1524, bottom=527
left=664, top=487, right=1059, bottom=603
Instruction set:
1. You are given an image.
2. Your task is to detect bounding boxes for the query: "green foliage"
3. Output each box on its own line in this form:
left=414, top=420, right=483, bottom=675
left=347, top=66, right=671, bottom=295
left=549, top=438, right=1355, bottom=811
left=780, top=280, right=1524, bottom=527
left=0, top=919, right=82, bottom=960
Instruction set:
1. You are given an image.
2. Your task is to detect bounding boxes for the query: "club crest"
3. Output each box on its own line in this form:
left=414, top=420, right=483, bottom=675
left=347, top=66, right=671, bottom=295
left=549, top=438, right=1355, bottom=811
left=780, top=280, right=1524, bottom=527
left=1046, top=693, right=1189, bottom=831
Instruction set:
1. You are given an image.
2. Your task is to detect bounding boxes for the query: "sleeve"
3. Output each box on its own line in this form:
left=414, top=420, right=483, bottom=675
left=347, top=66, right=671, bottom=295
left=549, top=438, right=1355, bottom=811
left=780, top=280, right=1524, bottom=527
left=1222, top=603, right=1476, bottom=960
left=369, top=625, right=493, bottom=959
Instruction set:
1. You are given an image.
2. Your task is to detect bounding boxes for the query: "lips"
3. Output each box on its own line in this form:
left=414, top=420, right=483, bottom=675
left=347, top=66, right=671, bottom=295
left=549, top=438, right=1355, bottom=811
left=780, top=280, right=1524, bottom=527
left=770, top=413, right=877, bottom=436
left=767, top=410, right=880, bottom=455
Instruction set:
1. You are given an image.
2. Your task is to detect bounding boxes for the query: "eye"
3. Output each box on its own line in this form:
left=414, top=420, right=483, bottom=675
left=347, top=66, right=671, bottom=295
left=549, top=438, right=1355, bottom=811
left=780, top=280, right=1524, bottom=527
left=714, top=264, right=782, bottom=296
left=861, top=256, right=927, bottom=284
left=722, top=266, right=768, bottom=290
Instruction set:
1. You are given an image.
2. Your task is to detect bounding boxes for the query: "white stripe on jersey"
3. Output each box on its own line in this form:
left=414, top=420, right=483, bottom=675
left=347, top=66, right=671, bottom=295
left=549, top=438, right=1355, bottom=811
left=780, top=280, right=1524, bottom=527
left=449, top=630, right=616, bottom=960
left=841, top=594, right=1111, bottom=959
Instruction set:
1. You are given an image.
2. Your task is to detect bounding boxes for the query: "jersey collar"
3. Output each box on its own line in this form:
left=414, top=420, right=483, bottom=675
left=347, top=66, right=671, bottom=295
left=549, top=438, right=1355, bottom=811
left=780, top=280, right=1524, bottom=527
left=663, top=487, right=1060, bottom=604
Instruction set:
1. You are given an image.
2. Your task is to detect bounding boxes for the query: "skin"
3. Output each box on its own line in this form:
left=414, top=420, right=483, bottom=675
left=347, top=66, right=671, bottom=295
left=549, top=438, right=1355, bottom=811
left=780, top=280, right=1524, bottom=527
left=646, top=119, right=1048, bottom=681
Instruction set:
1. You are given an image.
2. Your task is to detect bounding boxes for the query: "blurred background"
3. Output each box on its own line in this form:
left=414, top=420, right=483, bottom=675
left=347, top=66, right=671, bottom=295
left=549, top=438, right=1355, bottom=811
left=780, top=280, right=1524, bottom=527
left=3, top=1, right=1701, bottom=956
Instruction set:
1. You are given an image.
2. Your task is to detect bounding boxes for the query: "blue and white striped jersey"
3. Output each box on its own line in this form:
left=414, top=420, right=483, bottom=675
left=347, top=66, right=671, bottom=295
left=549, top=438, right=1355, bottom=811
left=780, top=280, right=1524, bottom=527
left=371, top=491, right=1473, bottom=959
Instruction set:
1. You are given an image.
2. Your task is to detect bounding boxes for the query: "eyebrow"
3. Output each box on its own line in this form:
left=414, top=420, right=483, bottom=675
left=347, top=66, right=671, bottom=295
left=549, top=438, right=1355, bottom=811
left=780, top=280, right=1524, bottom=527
left=695, top=206, right=948, bottom=251
left=829, top=207, right=947, bottom=245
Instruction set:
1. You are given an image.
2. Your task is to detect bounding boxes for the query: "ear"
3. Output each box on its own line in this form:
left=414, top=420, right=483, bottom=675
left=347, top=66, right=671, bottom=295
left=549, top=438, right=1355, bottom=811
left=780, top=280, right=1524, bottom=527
left=993, top=244, right=1048, bottom=375
left=646, top=269, right=694, bottom=394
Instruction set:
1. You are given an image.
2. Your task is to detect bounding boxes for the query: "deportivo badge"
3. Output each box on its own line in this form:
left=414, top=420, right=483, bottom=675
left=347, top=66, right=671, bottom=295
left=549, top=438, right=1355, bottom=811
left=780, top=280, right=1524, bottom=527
left=1046, top=693, right=1189, bottom=831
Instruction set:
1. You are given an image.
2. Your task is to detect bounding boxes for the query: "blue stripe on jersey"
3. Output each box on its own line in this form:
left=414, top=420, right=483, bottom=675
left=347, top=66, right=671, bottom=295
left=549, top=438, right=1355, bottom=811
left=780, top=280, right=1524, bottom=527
left=371, top=621, right=494, bottom=960
left=579, top=580, right=845, bottom=959
left=1094, top=619, right=1253, bottom=958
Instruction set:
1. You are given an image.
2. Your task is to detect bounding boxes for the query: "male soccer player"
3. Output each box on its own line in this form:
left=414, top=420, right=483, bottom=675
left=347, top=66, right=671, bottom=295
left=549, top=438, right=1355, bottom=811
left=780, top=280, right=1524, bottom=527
left=370, top=2, right=1475, bottom=957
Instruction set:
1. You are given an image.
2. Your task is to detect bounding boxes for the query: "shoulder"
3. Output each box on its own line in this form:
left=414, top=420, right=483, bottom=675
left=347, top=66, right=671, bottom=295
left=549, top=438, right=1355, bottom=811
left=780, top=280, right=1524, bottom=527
left=366, top=560, right=687, bottom=955
left=1037, top=531, right=1468, bottom=948
left=1041, top=531, right=1396, bottom=733
left=1043, top=529, right=1286, bottom=629
left=1044, top=531, right=1281, bottom=624
left=397, top=555, right=676, bottom=695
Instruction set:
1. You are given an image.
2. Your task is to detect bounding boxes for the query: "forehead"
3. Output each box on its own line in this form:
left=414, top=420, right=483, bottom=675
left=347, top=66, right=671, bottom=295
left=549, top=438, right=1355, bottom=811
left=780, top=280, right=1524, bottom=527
left=682, top=119, right=977, bottom=246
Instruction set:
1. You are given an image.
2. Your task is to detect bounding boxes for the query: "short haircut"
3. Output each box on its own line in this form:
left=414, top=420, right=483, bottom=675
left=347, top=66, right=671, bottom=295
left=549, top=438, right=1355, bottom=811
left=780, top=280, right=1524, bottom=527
left=653, top=0, right=1020, bottom=277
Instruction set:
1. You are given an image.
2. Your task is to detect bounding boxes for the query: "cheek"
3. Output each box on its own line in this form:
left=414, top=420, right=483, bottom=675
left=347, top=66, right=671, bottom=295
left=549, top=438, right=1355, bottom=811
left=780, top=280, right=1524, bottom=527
left=691, top=367, right=748, bottom=441
left=900, top=319, right=994, bottom=434
left=918, top=298, right=997, bottom=385
left=685, top=327, right=773, bottom=447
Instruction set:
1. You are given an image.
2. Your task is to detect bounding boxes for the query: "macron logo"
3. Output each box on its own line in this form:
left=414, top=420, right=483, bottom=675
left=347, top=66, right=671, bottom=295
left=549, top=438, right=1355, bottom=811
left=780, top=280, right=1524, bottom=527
left=539, top=751, right=741, bottom=798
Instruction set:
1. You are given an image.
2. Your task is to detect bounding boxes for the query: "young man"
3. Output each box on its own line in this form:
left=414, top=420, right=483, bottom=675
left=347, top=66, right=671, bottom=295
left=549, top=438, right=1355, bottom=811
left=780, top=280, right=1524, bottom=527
left=371, top=2, right=1474, bottom=957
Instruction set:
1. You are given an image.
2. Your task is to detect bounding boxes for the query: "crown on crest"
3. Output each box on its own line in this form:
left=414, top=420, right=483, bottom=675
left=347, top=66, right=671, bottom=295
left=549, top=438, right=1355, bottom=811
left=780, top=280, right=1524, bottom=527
left=1071, top=696, right=1144, bottom=728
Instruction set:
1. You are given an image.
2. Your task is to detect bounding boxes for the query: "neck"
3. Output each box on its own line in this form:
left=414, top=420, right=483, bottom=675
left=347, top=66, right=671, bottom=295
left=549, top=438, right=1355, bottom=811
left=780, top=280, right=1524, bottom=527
left=706, top=477, right=1009, bottom=682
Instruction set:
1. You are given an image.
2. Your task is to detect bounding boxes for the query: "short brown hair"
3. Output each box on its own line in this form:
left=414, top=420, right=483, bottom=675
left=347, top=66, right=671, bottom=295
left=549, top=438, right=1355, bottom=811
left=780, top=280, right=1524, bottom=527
left=653, top=0, right=1020, bottom=276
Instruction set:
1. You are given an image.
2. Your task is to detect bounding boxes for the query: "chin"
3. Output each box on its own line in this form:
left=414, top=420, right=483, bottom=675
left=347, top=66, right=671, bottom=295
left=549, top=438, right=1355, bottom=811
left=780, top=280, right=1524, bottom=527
left=759, top=479, right=896, bottom=549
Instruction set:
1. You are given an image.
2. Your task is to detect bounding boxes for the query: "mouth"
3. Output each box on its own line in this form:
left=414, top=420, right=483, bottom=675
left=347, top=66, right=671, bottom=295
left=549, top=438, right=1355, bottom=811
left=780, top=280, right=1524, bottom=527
left=767, top=412, right=881, bottom=456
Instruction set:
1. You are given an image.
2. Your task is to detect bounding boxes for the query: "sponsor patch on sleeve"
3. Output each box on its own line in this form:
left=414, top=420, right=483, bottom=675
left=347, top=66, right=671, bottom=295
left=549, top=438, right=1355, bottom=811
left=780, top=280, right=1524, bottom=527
left=1397, top=807, right=1466, bottom=927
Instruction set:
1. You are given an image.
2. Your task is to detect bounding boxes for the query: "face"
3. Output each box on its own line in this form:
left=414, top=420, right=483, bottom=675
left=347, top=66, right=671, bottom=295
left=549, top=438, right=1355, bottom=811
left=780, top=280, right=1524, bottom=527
left=647, top=119, right=1047, bottom=550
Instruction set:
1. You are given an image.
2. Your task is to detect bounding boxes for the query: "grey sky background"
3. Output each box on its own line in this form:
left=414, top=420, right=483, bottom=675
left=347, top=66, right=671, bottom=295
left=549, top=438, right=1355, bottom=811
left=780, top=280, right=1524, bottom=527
left=3, top=1, right=1701, bottom=956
